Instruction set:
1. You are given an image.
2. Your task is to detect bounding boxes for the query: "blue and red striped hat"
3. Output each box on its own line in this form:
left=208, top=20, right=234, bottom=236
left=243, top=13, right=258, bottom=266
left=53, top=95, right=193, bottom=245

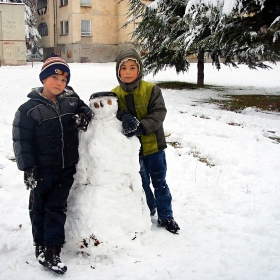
left=39, top=53, right=70, bottom=84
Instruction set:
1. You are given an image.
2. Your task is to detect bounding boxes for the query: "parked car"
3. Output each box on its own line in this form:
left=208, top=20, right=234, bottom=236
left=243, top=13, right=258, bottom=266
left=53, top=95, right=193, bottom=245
left=26, top=54, right=43, bottom=62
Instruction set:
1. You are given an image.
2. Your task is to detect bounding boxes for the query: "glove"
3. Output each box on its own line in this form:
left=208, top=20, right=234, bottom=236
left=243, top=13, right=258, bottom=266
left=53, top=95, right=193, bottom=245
left=121, top=113, right=140, bottom=135
left=73, top=113, right=89, bottom=132
left=24, top=167, right=37, bottom=190
left=124, top=124, right=143, bottom=138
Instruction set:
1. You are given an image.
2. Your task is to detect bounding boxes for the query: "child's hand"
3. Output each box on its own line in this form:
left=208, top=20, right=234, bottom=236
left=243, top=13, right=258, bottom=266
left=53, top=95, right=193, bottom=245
left=24, top=167, right=37, bottom=190
left=73, top=113, right=89, bottom=132
left=124, top=125, right=143, bottom=138
left=121, top=113, right=140, bottom=134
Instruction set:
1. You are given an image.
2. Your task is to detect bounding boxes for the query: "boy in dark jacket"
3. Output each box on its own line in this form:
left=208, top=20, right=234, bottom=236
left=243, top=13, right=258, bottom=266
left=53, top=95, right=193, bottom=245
left=12, top=54, right=92, bottom=274
left=111, top=49, right=180, bottom=234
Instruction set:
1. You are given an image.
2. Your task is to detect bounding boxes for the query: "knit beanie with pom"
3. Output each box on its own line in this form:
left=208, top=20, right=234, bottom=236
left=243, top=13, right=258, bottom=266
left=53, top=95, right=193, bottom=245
left=39, top=53, right=71, bottom=84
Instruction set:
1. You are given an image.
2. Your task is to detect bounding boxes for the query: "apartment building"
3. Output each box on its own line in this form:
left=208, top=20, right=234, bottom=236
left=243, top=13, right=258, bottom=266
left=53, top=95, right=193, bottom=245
left=36, top=0, right=135, bottom=62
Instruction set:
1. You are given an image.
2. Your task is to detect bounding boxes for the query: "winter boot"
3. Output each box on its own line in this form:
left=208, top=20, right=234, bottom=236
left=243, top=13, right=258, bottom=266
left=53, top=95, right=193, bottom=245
left=38, top=245, right=67, bottom=274
left=35, top=245, right=45, bottom=259
left=158, top=217, right=180, bottom=234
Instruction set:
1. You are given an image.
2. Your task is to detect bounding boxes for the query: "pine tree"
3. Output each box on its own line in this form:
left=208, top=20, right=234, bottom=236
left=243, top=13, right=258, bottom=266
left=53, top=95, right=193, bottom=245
left=120, top=0, right=280, bottom=87
left=24, top=0, right=41, bottom=54
left=187, top=0, right=280, bottom=70
left=122, top=0, right=190, bottom=75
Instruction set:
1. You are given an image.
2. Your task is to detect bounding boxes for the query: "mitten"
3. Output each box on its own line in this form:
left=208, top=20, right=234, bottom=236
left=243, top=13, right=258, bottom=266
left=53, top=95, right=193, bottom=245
left=24, top=167, right=37, bottom=190
left=73, top=113, right=89, bottom=132
left=116, top=109, right=129, bottom=121
left=121, top=113, right=140, bottom=135
left=124, top=124, right=143, bottom=138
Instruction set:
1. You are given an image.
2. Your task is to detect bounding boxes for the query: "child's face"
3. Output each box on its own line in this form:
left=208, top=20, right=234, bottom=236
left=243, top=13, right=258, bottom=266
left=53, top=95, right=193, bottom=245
left=42, top=74, right=67, bottom=101
left=119, top=60, right=139, bottom=83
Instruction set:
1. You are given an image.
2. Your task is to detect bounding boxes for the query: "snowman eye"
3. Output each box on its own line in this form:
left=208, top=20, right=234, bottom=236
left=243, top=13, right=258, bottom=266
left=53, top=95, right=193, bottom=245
left=108, top=99, right=112, bottom=105
left=94, top=102, right=99, bottom=108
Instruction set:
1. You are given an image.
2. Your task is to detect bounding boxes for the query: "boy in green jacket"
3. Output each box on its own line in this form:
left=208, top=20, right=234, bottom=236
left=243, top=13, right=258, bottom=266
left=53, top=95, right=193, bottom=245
left=111, top=48, right=180, bottom=233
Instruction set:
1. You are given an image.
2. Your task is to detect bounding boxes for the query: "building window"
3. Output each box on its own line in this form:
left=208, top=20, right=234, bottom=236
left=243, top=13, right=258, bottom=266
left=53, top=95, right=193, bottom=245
left=60, top=21, right=69, bottom=35
left=60, top=0, right=68, bottom=6
left=38, top=22, right=48, bottom=37
left=37, top=0, right=47, bottom=9
left=37, top=0, right=47, bottom=15
left=80, top=0, right=91, bottom=6
left=81, top=20, right=92, bottom=36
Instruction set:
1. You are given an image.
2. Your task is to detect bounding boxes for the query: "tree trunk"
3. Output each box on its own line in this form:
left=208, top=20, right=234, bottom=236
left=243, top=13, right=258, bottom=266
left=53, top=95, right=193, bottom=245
left=197, top=49, right=204, bottom=87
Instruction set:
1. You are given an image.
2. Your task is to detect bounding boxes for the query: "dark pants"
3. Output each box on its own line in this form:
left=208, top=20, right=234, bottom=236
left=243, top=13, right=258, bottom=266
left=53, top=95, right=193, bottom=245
left=29, top=166, right=76, bottom=248
left=139, top=150, right=173, bottom=221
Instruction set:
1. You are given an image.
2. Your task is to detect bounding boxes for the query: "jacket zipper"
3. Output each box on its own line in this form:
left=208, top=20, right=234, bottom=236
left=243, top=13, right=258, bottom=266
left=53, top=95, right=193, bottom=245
left=55, top=103, right=65, bottom=168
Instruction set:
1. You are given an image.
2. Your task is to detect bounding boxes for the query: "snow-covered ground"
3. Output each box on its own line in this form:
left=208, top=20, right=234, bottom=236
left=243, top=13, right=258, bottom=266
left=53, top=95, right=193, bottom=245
left=0, top=61, right=279, bottom=279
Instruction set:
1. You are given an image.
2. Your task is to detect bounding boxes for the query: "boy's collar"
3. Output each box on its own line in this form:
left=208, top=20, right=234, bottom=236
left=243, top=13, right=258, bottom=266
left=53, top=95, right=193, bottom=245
left=119, top=78, right=142, bottom=93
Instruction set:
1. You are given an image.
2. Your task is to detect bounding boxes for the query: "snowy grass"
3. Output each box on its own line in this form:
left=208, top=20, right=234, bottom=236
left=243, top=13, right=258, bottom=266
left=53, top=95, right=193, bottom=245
left=157, top=81, right=280, bottom=112
left=207, top=94, right=280, bottom=112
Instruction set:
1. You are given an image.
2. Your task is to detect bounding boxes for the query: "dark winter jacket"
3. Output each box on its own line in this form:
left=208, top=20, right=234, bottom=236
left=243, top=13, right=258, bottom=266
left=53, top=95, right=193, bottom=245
left=111, top=48, right=167, bottom=156
left=12, top=86, right=93, bottom=171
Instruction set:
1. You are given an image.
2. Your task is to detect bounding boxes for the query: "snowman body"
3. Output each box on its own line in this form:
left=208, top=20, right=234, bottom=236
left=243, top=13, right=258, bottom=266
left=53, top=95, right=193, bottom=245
left=66, top=93, right=150, bottom=254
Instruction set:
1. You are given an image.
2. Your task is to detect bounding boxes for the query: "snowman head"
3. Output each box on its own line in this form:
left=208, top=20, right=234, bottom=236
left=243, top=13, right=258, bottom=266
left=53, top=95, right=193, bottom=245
left=89, top=92, right=118, bottom=120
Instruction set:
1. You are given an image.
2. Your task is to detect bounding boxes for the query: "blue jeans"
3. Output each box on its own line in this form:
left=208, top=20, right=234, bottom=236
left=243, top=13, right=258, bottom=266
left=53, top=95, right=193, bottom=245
left=29, top=166, right=76, bottom=247
left=139, top=150, right=173, bottom=221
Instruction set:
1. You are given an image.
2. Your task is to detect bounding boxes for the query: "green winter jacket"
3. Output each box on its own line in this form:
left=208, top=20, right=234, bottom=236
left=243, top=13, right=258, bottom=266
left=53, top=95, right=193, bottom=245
left=111, top=48, right=167, bottom=156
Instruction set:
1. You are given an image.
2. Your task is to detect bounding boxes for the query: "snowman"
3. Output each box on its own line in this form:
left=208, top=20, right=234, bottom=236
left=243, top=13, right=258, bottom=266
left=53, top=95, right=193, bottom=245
left=65, top=92, right=150, bottom=261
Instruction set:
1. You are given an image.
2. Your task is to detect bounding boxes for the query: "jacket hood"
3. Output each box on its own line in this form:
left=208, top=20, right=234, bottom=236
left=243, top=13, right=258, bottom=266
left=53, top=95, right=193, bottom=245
left=27, top=87, right=45, bottom=100
left=115, top=48, right=143, bottom=92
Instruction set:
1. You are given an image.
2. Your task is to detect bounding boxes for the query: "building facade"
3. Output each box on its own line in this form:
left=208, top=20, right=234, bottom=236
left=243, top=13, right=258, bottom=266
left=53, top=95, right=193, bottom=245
left=36, top=0, right=136, bottom=62
left=0, top=3, right=26, bottom=66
